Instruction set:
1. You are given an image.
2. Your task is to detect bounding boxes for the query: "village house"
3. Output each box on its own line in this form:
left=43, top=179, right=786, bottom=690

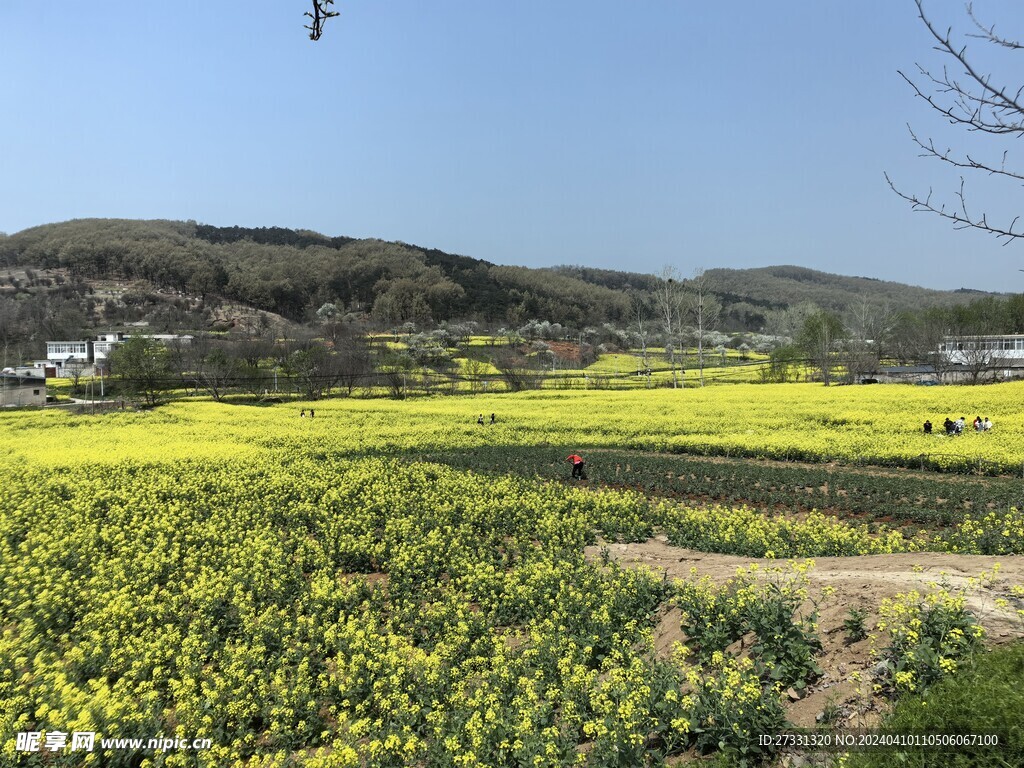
left=0, top=369, right=47, bottom=407
left=938, top=334, right=1024, bottom=382
left=45, top=333, right=193, bottom=376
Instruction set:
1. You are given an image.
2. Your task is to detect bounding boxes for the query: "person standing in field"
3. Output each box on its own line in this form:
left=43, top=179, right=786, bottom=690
left=490, top=413, right=496, bottom=424
left=984, top=417, right=993, bottom=431
left=566, top=453, right=586, bottom=480
left=477, top=414, right=485, bottom=425
left=923, top=419, right=932, bottom=434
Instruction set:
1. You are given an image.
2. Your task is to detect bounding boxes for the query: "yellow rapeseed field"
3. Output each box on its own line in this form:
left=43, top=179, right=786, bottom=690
left=4, top=381, right=1023, bottom=471
left=0, top=382, right=1020, bottom=766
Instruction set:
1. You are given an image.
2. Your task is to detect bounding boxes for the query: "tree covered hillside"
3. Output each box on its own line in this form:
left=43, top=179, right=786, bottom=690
left=705, top=266, right=991, bottom=321
left=0, top=220, right=629, bottom=327
left=0, top=219, right=995, bottom=331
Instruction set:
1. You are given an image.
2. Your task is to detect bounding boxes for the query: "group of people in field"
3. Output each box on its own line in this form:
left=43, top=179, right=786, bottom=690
left=923, top=415, right=992, bottom=435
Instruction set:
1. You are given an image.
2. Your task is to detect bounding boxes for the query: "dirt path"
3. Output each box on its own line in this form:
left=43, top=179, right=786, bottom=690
left=585, top=538, right=1024, bottom=730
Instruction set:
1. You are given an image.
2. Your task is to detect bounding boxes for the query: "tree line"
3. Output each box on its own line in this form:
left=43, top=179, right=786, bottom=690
left=763, top=294, right=1024, bottom=386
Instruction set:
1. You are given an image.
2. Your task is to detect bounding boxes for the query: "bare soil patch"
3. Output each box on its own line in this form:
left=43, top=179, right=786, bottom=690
left=586, top=538, right=1024, bottom=730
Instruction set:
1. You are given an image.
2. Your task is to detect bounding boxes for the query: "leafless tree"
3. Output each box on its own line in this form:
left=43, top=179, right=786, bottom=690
left=843, top=299, right=890, bottom=382
left=234, top=335, right=276, bottom=369
left=283, top=340, right=346, bottom=400
left=797, top=311, right=847, bottom=386
left=493, top=350, right=542, bottom=392
left=887, top=1, right=1024, bottom=242
left=630, top=293, right=653, bottom=387
left=885, top=307, right=948, bottom=374
left=379, top=370, right=407, bottom=400
left=940, top=304, right=1001, bottom=383
left=334, top=334, right=373, bottom=396
left=685, top=269, right=721, bottom=387
left=764, top=301, right=819, bottom=341
left=654, top=266, right=686, bottom=388
left=462, top=357, right=488, bottom=394
left=848, top=299, right=887, bottom=347
left=948, top=336, right=998, bottom=383
left=64, top=357, right=88, bottom=395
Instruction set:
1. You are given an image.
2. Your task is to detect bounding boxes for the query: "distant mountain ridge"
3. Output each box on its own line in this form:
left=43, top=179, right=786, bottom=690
left=702, top=265, right=996, bottom=316
left=0, top=219, right=996, bottom=330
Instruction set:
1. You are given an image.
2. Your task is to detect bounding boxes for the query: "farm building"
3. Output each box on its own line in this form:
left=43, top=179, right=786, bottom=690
left=939, top=334, right=1024, bottom=366
left=862, top=365, right=939, bottom=385
left=45, top=333, right=193, bottom=376
left=0, top=369, right=47, bottom=407
left=937, top=334, right=1024, bottom=382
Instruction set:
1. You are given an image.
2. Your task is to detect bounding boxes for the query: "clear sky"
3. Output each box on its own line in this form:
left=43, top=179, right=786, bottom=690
left=2, top=1, right=1024, bottom=291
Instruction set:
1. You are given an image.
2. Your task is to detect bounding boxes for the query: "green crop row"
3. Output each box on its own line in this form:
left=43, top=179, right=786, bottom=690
left=418, top=446, right=1024, bottom=529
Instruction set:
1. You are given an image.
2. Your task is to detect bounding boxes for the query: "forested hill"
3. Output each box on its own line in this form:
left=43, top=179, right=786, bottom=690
left=0, top=219, right=992, bottom=329
left=0, top=219, right=633, bottom=327
left=701, top=266, right=992, bottom=328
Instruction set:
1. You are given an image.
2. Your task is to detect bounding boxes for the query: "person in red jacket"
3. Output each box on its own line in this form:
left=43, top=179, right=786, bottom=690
left=566, top=453, right=587, bottom=480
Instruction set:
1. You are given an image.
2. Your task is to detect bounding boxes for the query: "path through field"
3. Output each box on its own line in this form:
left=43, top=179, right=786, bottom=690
left=585, top=538, right=1024, bottom=730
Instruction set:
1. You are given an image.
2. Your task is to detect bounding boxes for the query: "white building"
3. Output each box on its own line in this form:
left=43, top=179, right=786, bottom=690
left=0, top=369, right=47, bottom=407
left=45, top=341, right=91, bottom=366
left=939, top=334, right=1024, bottom=362
left=92, top=333, right=126, bottom=363
left=938, top=334, right=1024, bottom=381
left=45, top=333, right=193, bottom=376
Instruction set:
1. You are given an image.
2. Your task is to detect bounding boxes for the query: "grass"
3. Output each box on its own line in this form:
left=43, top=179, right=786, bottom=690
left=846, top=642, right=1024, bottom=768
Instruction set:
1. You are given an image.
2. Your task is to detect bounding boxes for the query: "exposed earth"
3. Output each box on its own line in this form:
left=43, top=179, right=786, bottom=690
left=584, top=538, right=1024, bottom=736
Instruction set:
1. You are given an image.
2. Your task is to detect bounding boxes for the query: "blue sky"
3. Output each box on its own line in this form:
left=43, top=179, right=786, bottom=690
left=2, top=1, right=1024, bottom=291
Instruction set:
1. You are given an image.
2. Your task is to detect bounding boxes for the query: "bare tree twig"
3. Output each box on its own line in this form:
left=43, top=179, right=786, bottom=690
left=906, top=126, right=1024, bottom=181
left=909, top=0, right=1024, bottom=129
left=885, top=173, right=1024, bottom=244
left=889, top=1, right=1024, bottom=242
left=304, top=0, right=340, bottom=41
left=966, top=2, right=1024, bottom=50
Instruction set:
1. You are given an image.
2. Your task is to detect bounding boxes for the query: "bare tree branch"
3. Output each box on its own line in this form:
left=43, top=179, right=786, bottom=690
left=886, top=173, right=1024, bottom=244
left=897, top=65, right=1024, bottom=135
left=966, top=2, right=1024, bottom=50
left=304, top=0, right=340, bottom=41
left=907, top=0, right=1024, bottom=132
left=906, top=126, right=1024, bottom=181
left=889, top=1, right=1024, bottom=243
